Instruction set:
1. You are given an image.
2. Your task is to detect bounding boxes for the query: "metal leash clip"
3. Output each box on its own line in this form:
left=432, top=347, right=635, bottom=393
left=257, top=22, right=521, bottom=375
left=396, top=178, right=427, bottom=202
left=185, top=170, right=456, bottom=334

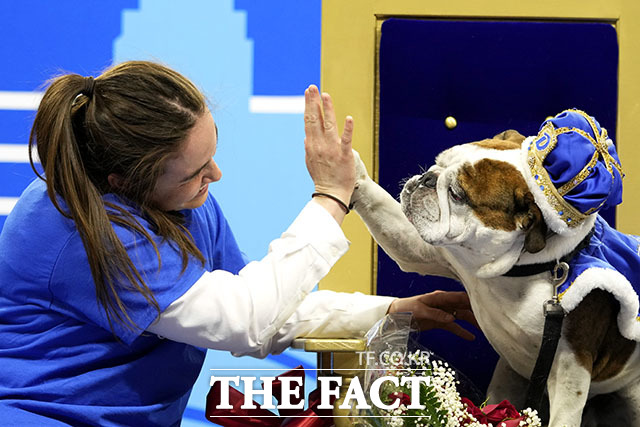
left=527, top=261, right=569, bottom=410
left=544, top=261, right=569, bottom=316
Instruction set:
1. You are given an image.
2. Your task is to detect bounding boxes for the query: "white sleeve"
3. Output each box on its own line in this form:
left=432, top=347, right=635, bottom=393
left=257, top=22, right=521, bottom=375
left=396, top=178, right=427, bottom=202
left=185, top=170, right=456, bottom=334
left=239, top=290, right=395, bottom=358
left=146, top=200, right=394, bottom=356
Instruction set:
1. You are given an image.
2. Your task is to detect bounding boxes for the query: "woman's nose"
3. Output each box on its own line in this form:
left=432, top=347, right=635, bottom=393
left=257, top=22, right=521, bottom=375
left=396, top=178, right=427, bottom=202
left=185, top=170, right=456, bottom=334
left=205, top=159, right=222, bottom=182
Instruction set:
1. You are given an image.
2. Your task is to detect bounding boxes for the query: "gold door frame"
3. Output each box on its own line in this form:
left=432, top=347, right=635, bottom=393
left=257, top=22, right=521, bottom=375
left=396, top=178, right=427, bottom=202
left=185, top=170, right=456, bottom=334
left=320, top=0, right=640, bottom=295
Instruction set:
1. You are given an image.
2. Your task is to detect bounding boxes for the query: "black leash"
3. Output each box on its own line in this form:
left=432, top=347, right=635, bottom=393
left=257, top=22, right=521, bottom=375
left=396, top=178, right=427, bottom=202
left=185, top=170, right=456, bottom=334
left=501, top=228, right=594, bottom=411
left=524, top=262, right=568, bottom=411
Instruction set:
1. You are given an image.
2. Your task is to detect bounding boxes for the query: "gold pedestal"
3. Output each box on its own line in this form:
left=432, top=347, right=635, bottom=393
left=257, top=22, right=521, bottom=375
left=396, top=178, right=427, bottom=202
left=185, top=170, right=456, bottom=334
left=291, top=337, right=367, bottom=426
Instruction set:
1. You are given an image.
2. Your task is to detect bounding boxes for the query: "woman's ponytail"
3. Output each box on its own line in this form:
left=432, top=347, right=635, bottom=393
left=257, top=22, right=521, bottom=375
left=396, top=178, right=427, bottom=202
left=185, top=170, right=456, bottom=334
left=29, top=71, right=168, bottom=332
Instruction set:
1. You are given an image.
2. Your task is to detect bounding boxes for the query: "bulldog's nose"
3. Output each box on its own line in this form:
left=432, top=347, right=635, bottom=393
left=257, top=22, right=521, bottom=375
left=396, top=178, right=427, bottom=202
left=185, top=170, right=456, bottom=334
left=418, top=171, right=438, bottom=189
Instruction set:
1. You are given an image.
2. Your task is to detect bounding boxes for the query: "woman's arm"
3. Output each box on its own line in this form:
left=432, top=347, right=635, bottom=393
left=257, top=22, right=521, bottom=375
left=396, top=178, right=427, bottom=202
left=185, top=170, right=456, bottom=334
left=146, top=198, right=355, bottom=355
left=146, top=198, right=477, bottom=356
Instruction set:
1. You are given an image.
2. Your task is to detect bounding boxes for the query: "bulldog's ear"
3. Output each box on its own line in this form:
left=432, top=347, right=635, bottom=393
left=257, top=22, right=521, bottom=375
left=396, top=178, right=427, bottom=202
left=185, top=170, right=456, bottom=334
left=493, top=129, right=526, bottom=144
left=514, top=188, right=547, bottom=253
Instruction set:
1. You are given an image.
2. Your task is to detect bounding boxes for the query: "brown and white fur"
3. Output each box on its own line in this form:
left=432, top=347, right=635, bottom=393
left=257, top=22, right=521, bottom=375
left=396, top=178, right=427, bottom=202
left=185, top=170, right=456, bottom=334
left=350, top=130, right=640, bottom=426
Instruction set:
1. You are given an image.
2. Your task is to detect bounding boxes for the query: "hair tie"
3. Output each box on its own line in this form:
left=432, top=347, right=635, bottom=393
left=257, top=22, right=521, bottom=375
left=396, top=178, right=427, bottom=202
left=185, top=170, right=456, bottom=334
left=311, top=192, right=350, bottom=214
left=82, top=76, right=96, bottom=99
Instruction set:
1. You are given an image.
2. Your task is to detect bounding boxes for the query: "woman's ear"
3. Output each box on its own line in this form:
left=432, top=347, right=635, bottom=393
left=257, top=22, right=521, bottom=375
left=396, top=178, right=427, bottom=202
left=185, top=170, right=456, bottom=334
left=107, top=173, right=123, bottom=190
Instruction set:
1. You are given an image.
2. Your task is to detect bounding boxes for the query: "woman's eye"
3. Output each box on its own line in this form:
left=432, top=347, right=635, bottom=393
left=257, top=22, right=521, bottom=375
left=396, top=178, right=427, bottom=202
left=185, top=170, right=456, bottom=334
left=179, top=175, right=198, bottom=187
left=449, top=188, right=465, bottom=203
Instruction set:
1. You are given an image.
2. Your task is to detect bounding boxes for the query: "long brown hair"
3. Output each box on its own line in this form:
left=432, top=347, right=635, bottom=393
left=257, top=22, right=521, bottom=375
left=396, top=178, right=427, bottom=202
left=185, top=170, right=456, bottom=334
left=29, top=61, right=207, bottom=333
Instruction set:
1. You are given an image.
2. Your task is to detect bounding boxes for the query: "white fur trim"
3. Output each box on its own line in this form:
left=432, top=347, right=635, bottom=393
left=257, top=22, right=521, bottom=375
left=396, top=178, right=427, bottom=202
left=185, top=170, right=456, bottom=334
left=560, top=267, right=640, bottom=341
left=520, top=137, right=592, bottom=237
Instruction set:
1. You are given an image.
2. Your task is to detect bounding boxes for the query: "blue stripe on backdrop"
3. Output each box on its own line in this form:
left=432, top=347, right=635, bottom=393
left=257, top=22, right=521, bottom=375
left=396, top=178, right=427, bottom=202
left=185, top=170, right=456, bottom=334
left=0, top=0, right=138, bottom=91
left=234, top=0, right=321, bottom=95
left=0, top=0, right=141, bottom=228
left=0, top=164, right=37, bottom=197
left=0, top=111, right=37, bottom=143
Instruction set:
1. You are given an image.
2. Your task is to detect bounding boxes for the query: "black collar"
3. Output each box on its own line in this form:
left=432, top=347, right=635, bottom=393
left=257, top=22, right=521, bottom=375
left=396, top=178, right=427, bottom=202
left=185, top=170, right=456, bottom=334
left=503, top=227, right=595, bottom=277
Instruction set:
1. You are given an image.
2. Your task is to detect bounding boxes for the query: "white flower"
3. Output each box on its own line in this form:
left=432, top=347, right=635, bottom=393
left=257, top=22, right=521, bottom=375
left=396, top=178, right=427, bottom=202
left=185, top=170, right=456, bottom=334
left=388, top=415, right=404, bottom=426
left=361, top=352, right=543, bottom=427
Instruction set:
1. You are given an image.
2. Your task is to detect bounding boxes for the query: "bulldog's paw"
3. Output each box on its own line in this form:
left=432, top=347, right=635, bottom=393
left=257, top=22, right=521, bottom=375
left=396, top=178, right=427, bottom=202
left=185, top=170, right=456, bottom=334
left=352, top=149, right=369, bottom=183
left=350, top=149, right=371, bottom=209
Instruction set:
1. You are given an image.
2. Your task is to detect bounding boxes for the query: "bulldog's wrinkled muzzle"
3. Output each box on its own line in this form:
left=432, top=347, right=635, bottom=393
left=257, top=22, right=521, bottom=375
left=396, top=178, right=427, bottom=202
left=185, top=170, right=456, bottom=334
left=405, top=170, right=439, bottom=195
left=417, top=171, right=438, bottom=189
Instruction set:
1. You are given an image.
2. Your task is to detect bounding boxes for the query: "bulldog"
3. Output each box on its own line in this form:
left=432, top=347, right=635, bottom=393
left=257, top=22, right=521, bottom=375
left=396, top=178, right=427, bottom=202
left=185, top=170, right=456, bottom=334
left=350, top=114, right=640, bottom=426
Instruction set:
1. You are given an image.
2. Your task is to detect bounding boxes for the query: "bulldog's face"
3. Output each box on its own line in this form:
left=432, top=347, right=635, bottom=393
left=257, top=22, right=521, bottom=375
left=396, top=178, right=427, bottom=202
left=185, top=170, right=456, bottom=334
left=400, top=131, right=547, bottom=277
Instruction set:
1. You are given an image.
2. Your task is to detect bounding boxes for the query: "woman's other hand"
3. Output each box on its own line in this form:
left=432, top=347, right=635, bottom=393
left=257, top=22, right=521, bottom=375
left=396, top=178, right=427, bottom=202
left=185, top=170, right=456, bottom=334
left=388, top=290, right=479, bottom=341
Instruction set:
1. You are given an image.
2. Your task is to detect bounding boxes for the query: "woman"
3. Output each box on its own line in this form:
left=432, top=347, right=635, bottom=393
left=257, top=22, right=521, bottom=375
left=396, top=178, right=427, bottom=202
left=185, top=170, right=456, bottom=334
left=0, top=61, right=474, bottom=425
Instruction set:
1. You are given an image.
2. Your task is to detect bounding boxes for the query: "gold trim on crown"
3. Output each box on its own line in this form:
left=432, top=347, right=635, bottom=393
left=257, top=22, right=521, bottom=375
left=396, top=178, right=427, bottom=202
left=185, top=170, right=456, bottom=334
left=525, top=109, right=624, bottom=228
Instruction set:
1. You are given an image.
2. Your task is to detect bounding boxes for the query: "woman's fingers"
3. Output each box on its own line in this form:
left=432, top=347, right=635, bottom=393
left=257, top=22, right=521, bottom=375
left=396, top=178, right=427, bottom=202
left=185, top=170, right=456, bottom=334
left=454, top=309, right=480, bottom=329
left=412, top=311, right=476, bottom=341
left=417, top=290, right=472, bottom=310
left=304, top=85, right=324, bottom=142
left=389, top=291, right=480, bottom=341
left=416, top=305, right=456, bottom=323
left=303, top=84, right=356, bottom=213
left=341, top=116, right=354, bottom=149
left=321, top=92, right=337, bottom=137
left=305, top=85, right=349, bottom=147
left=439, top=321, right=476, bottom=341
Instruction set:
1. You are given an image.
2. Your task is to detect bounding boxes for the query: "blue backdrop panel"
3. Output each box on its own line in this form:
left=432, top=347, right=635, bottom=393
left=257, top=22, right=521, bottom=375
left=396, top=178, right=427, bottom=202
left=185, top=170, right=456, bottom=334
left=377, top=19, right=618, bottom=394
left=0, top=111, right=36, bottom=144
left=234, top=0, right=321, bottom=95
left=0, top=0, right=139, bottom=228
left=0, top=0, right=138, bottom=91
left=0, top=164, right=38, bottom=197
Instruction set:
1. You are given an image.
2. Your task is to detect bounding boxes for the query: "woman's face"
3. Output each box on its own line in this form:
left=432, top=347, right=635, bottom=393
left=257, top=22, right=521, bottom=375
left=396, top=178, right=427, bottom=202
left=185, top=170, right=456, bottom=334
left=152, top=111, right=222, bottom=211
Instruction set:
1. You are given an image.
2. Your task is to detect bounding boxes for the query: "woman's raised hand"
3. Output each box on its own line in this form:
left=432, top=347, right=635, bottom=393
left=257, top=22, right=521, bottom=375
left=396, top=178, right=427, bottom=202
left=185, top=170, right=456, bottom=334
left=304, top=85, right=355, bottom=220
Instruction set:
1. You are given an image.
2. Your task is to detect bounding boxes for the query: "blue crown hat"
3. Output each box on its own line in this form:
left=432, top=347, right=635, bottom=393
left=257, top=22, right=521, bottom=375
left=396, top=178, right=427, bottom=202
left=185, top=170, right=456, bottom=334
left=521, top=109, right=624, bottom=236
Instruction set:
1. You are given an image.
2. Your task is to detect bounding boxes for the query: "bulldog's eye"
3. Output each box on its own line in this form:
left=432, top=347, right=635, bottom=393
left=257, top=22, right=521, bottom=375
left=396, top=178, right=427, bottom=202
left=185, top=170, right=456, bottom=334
left=448, top=188, right=465, bottom=203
